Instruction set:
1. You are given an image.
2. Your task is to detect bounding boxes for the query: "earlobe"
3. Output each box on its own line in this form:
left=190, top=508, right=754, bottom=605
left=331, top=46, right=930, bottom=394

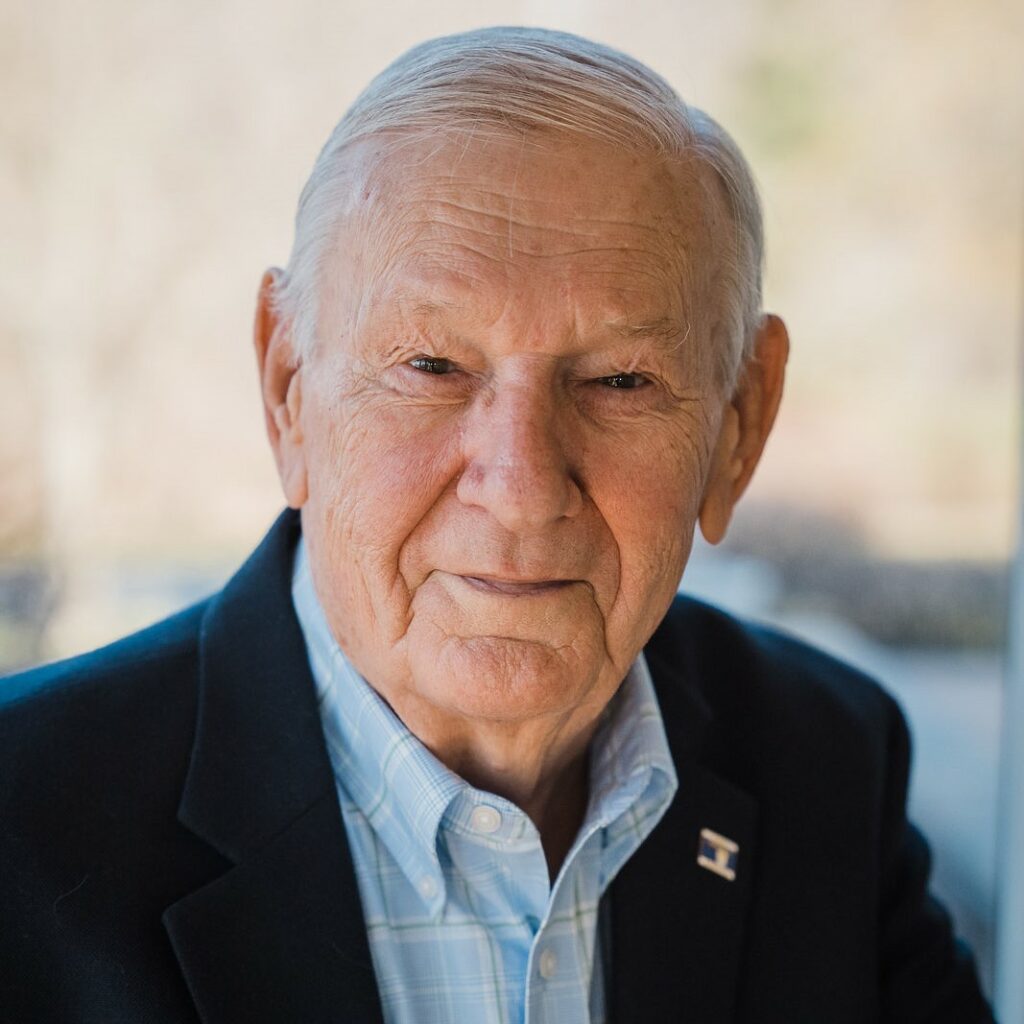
left=698, top=314, right=790, bottom=546
left=278, top=371, right=308, bottom=508
left=254, top=268, right=309, bottom=509
left=698, top=490, right=731, bottom=546
left=698, top=406, right=741, bottom=546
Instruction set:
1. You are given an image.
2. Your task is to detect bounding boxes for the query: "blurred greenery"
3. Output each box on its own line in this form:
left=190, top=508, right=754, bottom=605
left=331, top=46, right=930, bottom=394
left=735, top=51, right=829, bottom=156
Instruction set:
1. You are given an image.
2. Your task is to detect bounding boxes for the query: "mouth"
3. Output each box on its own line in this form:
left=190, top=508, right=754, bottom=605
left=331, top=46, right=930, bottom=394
left=460, top=575, right=577, bottom=596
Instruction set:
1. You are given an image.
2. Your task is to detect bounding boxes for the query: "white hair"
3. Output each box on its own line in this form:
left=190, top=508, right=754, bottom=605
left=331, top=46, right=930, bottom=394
left=274, top=26, right=764, bottom=392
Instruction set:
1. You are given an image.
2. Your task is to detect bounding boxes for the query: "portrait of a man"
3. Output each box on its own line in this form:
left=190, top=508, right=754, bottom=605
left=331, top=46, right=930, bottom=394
left=0, top=26, right=997, bottom=1023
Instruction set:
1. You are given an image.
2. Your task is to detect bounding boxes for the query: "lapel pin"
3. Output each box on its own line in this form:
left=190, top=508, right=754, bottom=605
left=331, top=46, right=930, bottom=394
left=697, top=827, right=739, bottom=881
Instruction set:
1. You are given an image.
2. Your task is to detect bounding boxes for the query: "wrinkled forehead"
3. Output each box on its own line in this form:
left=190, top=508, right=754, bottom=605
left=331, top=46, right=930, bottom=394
left=318, top=130, right=726, bottom=333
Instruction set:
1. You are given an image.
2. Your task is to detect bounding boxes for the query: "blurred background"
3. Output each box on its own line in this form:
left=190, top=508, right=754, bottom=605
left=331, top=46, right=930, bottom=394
left=2, top=0, right=1021, bottom=1005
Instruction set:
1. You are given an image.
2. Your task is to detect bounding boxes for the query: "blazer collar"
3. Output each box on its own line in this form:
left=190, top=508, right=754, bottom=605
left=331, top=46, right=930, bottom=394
left=177, top=507, right=326, bottom=862
left=164, top=508, right=384, bottom=1024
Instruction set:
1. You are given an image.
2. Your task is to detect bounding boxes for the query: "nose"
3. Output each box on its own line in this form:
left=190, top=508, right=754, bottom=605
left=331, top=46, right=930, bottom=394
left=456, top=382, right=584, bottom=533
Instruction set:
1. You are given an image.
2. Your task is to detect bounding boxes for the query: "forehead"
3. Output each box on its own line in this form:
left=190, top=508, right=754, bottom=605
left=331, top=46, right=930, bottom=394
left=326, top=132, right=719, bottom=332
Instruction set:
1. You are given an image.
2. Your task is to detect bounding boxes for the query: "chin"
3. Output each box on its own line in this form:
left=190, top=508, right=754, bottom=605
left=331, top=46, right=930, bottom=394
left=415, top=634, right=600, bottom=722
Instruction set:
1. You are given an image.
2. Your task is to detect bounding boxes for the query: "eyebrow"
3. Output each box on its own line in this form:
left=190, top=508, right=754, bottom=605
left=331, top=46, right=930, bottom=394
left=396, top=297, right=485, bottom=330
left=404, top=298, right=473, bottom=320
left=604, top=316, right=688, bottom=342
left=409, top=299, right=459, bottom=314
left=410, top=303, right=686, bottom=334
left=401, top=298, right=691, bottom=353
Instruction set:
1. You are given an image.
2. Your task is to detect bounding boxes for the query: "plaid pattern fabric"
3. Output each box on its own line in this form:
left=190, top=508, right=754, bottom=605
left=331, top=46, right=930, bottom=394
left=292, top=541, right=678, bottom=1024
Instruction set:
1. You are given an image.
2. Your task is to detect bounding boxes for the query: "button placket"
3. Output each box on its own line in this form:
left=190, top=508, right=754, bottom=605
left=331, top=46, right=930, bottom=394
left=538, top=947, right=558, bottom=980
left=470, top=803, right=502, bottom=834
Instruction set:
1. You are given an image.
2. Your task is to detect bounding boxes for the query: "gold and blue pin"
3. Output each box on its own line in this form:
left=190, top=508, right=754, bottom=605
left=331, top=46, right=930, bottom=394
left=697, top=827, right=739, bottom=881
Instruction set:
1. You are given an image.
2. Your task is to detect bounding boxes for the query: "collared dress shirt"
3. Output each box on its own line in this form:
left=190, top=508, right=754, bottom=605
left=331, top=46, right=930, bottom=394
left=291, top=540, right=678, bottom=1024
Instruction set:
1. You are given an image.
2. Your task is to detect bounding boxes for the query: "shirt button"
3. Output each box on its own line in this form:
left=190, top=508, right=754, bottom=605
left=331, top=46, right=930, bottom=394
left=470, top=804, right=502, bottom=834
left=418, top=876, right=438, bottom=900
left=538, top=947, right=558, bottom=979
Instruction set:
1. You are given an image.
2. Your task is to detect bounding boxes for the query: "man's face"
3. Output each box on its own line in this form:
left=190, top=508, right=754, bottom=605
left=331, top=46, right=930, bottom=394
left=283, top=132, right=732, bottom=733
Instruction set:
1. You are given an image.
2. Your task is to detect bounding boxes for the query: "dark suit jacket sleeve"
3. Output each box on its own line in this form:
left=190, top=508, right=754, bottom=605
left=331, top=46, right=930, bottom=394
left=876, top=692, right=994, bottom=1022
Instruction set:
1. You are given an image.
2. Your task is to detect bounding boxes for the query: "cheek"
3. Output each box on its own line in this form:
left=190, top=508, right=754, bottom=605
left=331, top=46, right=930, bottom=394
left=590, top=422, right=712, bottom=632
left=300, top=395, right=466, bottom=661
left=594, top=418, right=709, bottom=533
left=305, top=396, right=463, bottom=566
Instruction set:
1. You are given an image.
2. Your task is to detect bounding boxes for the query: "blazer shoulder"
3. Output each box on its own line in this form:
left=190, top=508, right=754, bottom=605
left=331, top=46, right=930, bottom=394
left=0, top=598, right=210, bottom=717
left=649, top=594, right=904, bottom=748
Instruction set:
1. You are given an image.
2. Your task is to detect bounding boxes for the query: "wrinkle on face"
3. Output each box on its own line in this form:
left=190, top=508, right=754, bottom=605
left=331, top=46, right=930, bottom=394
left=298, top=129, right=730, bottom=758
left=335, top=143, right=698, bottom=324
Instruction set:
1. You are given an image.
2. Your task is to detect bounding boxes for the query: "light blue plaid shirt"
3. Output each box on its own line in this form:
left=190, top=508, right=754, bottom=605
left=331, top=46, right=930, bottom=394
left=292, top=540, right=678, bottom=1024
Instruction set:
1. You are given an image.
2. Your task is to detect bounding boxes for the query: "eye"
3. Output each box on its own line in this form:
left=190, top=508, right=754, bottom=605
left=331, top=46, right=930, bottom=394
left=409, top=356, right=454, bottom=375
left=596, top=372, right=647, bottom=389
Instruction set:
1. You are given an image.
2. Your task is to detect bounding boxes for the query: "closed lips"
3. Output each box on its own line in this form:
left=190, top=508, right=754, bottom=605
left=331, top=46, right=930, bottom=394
left=461, top=576, right=576, bottom=595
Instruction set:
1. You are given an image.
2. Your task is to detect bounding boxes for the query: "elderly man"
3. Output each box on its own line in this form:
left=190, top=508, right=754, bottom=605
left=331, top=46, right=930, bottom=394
left=0, top=26, right=993, bottom=1024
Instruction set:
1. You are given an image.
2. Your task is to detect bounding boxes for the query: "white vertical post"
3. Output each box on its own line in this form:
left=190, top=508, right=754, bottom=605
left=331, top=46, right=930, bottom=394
left=994, top=319, right=1024, bottom=1019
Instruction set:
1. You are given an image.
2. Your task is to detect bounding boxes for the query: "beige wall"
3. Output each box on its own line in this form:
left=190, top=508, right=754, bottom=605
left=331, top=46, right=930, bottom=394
left=2, top=0, right=1022, bottom=654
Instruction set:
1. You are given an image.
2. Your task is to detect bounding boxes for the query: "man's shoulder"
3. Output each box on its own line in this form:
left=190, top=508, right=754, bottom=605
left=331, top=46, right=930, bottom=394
left=649, top=594, right=902, bottom=761
left=0, top=598, right=211, bottom=727
left=0, top=599, right=214, bottom=863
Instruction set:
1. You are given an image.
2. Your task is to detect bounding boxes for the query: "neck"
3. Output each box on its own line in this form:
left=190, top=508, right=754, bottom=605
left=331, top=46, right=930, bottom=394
left=464, top=740, right=591, bottom=881
left=400, top=702, right=602, bottom=881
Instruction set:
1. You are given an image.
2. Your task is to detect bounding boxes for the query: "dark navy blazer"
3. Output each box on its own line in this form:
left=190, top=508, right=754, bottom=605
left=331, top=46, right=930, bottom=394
left=0, top=510, right=994, bottom=1022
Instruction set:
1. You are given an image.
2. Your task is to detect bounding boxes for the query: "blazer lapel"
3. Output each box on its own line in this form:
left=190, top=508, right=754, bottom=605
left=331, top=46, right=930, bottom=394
left=163, top=510, right=384, bottom=1024
left=162, top=513, right=756, bottom=1023
left=609, top=612, right=759, bottom=1024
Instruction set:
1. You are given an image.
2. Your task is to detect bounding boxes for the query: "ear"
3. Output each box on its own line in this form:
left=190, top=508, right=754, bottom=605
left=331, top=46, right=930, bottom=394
left=699, top=314, right=789, bottom=545
left=254, top=268, right=308, bottom=509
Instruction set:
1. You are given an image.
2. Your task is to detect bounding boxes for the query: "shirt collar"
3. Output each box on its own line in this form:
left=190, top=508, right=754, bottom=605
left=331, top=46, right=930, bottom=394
left=291, top=536, right=678, bottom=909
left=292, top=539, right=458, bottom=914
